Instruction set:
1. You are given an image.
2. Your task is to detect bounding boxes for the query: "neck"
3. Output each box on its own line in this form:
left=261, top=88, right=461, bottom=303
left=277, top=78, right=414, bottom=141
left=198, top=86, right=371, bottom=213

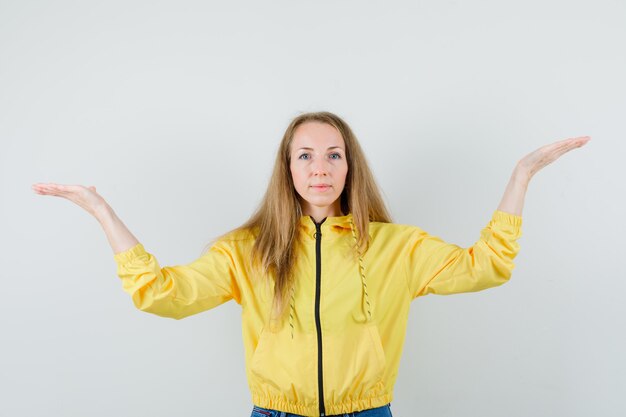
left=301, top=203, right=343, bottom=224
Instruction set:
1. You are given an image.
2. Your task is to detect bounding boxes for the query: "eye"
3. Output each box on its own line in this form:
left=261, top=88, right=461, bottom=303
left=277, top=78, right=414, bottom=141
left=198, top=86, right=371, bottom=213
left=298, top=153, right=310, bottom=160
left=329, top=153, right=342, bottom=160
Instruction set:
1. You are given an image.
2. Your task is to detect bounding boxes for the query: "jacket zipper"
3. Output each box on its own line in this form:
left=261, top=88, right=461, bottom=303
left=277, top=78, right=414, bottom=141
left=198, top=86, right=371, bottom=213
left=313, top=217, right=326, bottom=416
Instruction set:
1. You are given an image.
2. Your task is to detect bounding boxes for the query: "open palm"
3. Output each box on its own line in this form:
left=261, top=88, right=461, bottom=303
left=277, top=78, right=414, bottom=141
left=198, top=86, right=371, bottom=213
left=518, top=136, right=591, bottom=179
left=31, top=183, right=107, bottom=217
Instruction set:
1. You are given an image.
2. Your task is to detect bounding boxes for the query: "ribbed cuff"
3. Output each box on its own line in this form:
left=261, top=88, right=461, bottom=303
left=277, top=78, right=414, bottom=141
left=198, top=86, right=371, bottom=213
left=113, top=243, right=146, bottom=264
left=492, top=210, right=523, bottom=227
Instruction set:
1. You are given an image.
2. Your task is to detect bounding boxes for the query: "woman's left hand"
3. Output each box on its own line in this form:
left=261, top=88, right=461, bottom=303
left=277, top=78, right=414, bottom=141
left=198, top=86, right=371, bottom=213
left=497, top=136, right=591, bottom=216
left=515, top=136, right=591, bottom=182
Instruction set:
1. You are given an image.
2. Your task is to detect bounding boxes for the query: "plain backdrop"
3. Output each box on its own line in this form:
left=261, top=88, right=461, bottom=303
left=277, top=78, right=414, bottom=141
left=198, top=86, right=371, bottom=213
left=1, top=0, right=625, bottom=416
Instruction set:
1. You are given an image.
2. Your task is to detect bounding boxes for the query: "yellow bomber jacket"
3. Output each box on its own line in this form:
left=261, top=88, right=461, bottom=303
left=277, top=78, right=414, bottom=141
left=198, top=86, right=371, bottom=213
left=113, top=210, right=523, bottom=416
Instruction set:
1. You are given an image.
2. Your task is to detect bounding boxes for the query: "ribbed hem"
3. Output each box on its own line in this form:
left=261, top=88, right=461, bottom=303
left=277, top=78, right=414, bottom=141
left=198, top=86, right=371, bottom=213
left=492, top=210, right=523, bottom=227
left=113, top=243, right=146, bottom=264
left=251, top=392, right=392, bottom=416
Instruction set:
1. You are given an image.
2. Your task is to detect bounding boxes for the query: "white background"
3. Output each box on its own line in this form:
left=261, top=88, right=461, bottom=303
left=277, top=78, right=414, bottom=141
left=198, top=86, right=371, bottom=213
left=2, top=0, right=625, bottom=416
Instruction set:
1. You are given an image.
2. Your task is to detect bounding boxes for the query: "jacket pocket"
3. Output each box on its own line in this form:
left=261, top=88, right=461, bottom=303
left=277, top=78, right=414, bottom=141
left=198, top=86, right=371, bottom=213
left=324, top=322, right=387, bottom=401
left=249, top=326, right=318, bottom=401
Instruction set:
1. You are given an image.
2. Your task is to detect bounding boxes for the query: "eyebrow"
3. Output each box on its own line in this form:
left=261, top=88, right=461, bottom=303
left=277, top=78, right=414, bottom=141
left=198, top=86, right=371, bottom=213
left=297, top=146, right=344, bottom=151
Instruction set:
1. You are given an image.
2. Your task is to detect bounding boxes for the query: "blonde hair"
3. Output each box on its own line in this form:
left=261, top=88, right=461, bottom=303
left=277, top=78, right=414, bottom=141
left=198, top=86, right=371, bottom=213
left=204, top=111, right=393, bottom=323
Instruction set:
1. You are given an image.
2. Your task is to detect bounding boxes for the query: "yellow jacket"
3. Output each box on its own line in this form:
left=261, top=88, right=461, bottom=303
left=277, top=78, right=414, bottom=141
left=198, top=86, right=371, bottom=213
left=113, top=210, right=522, bottom=416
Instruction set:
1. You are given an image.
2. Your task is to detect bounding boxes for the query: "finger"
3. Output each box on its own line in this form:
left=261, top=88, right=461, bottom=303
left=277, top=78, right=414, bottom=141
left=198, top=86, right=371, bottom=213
left=32, top=183, right=59, bottom=191
left=552, top=136, right=588, bottom=147
left=576, top=136, right=591, bottom=147
left=38, top=184, right=65, bottom=195
left=551, top=137, right=589, bottom=155
left=32, top=185, right=47, bottom=194
left=44, top=183, right=66, bottom=191
left=564, top=136, right=590, bottom=146
left=564, top=136, right=591, bottom=151
left=41, top=186, right=59, bottom=195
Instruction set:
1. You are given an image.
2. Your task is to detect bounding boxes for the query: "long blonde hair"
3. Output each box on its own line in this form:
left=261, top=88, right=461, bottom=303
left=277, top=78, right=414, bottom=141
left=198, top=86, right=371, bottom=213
left=205, top=111, right=393, bottom=322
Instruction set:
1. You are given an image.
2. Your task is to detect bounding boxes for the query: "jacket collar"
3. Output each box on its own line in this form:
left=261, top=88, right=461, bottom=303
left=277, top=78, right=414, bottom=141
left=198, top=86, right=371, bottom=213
left=298, top=212, right=354, bottom=239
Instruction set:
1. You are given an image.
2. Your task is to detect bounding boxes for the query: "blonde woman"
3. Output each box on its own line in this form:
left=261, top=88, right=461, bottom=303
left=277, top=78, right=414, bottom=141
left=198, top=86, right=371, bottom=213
left=32, top=112, right=590, bottom=417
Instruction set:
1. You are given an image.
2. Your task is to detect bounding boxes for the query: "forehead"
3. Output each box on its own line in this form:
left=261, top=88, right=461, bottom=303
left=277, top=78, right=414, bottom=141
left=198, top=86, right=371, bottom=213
left=291, top=121, right=345, bottom=150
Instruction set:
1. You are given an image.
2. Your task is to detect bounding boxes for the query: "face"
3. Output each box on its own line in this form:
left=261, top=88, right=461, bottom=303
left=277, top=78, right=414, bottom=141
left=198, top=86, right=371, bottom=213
left=289, top=121, right=348, bottom=219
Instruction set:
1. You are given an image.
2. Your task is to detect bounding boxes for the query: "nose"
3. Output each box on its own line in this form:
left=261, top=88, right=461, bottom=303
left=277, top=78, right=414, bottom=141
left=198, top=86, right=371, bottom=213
left=311, top=158, right=330, bottom=176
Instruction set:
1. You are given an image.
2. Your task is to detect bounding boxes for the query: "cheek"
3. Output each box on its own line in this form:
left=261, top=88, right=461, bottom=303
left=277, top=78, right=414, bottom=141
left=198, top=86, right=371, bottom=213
left=339, top=164, right=348, bottom=184
left=290, top=166, right=304, bottom=188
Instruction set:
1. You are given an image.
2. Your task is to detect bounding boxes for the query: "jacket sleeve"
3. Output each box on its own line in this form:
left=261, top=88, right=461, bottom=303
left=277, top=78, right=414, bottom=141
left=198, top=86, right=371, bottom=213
left=113, top=241, right=241, bottom=319
left=405, top=210, right=523, bottom=299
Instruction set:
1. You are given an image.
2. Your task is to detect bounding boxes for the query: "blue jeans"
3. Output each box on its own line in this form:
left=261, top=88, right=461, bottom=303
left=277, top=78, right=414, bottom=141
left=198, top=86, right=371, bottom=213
left=250, top=403, right=393, bottom=417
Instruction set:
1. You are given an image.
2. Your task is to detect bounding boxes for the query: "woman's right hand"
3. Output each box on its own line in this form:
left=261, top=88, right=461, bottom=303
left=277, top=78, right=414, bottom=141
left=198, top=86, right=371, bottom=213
left=31, top=182, right=108, bottom=218
left=32, top=182, right=140, bottom=254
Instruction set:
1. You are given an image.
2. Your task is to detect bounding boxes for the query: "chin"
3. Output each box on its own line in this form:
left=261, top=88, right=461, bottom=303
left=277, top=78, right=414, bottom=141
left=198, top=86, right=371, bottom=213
left=308, top=195, right=340, bottom=204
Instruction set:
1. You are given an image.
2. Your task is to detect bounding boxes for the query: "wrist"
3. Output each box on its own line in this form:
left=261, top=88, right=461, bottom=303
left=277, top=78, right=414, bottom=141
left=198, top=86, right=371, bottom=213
left=512, top=165, right=531, bottom=187
left=94, top=203, right=115, bottom=224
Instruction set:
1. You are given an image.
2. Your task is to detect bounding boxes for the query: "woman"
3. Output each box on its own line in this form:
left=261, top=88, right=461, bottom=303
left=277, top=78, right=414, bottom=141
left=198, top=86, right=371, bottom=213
left=32, top=112, right=590, bottom=417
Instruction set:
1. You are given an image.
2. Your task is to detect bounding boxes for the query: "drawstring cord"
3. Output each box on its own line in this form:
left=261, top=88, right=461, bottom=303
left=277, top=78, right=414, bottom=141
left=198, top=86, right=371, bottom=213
left=289, top=215, right=371, bottom=340
left=289, top=281, right=295, bottom=339
left=349, top=216, right=372, bottom=323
